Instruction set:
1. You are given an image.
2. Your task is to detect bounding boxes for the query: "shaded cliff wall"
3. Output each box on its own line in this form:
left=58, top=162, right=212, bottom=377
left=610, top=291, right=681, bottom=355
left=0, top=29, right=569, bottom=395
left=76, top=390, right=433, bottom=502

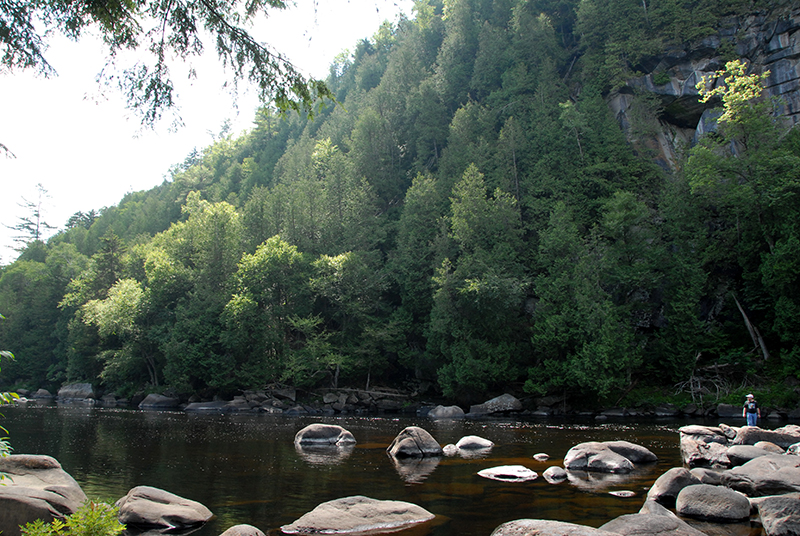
left=609, top=8, right=800, bottom=170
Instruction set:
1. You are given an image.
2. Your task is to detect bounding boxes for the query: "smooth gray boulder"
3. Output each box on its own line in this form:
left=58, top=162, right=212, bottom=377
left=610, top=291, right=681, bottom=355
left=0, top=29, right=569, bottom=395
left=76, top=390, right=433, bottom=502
left=726, top=445, right=772, bottom=466
left=218, top=525, right=267, bottom=536
left=675, top=484, right=751, bottom=522
left=116, top=486, right=213, bottom=529
left=57, top=383, right=95, bottom=400
left=468, top=394, right=523, bottom=415
left=604, top=441, right=658, bottom=464
left=427, top=405, right=465, bottom=419
left=689, top=467, right=723, bottom=485
left=754, top=441, right=785, bottom=454
left=138, top=394, right=180, bottom=409
left=386, top=426, right=442, bottom=458
left=455, top=435, right=494, bottom=449
left=646, top=467, right=701, bottom=506
left=638, top=500, right=677, bottom=517
left=721, top=454, right=800, bottom=496
left=756, top=496, right=800, bottom=536
left=280, top=496, right=434, bottom=534
left=32, top=389, right=55, bottom=399
left=294, top=424, right=356, bottom=446
left=563, top=442, right=634, bottom=473
left=600, top=512, right=707, bottom=535
left=543, top=466, right=567, bottom=483
left=491, top=519, right=621, bottom=536
left=0, top=455, right=88, bottom=536
left=732, top=425, right=800, bottom=449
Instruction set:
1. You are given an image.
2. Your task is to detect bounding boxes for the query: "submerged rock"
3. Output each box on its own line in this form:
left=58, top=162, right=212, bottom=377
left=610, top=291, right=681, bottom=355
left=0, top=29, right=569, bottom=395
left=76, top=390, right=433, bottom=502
left=280, top=496, right=434, bottom=534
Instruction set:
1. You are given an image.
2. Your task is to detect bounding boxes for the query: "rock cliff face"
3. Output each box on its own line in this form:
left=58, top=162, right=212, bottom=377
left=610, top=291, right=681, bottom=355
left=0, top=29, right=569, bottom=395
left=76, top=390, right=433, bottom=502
left=609, top=7, right=800, bottom=170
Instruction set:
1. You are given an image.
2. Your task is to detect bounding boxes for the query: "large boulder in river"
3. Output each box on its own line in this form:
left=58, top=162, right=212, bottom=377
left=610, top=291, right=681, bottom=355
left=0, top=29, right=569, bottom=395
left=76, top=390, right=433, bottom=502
left=564, top=441, right=656, bottom=474
left=491, top=519, right=621, bottom=536
left=679, top=425, right=730, bottom=467
left=456, top=435, right=494, bottom=450
left=675, top=484, right=750, bottom=522
left=468, top=394, right=523, bottom=416
left=721, top=454, right=800, bottom=496
left=386, top=426, right=442, bottom=458
left=280, top=496, right=434, bottom=534
left=294, top=424, right=356, bottom=446
left=646, top=467, right=701, bottom=506
left=0, top=455, right=88, bottom=536
left=732, top=425, right=800, bottom=449
left=116, top=486, right=213, bottom=529
left=600, top=512, right=707, bottom=536
left=219, top=525, right=267, bottom=536
left=726, top=444, right=772, bottom=466
left=755, top=495, right=800, bottom=536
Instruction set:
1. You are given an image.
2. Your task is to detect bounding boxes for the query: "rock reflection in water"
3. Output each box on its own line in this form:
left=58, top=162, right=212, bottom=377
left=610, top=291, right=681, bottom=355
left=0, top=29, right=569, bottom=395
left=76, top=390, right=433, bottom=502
left=388, top=455, right=440, bottom=484
left=565, top=469, right=639, bottom=492
left=294, top=444, right=355, bottom=465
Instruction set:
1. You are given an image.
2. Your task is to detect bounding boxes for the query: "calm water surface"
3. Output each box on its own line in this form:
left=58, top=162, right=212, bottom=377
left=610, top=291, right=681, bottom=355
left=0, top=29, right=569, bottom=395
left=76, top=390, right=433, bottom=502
left=1, top=406, right=749, bottom=536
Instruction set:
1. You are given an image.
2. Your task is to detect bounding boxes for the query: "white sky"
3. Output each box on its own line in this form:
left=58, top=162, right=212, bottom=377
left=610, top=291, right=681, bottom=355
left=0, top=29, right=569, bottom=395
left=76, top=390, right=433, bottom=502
left=0, top=0, right=413, bottom=264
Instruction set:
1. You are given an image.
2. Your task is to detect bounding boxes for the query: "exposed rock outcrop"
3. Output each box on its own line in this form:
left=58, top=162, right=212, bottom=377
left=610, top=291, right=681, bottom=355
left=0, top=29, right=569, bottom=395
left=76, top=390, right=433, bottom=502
left=563, top=441, right=657, bottom=474
left=386, top=426, right=442, bottom=458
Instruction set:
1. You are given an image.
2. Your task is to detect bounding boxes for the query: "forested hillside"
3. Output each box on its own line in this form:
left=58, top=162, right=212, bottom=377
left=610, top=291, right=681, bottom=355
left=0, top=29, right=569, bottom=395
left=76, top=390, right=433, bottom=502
left=2, top=0, right=800, bottom=408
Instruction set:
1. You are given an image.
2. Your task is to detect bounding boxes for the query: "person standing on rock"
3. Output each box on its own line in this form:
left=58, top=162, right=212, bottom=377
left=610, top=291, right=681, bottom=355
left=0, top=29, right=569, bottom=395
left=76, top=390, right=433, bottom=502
left=743, top=394, right=760, bottom=426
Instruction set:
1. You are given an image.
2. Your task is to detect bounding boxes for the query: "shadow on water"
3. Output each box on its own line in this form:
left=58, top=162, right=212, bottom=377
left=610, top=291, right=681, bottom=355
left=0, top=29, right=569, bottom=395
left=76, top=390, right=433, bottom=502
left=2, top=406, right=764, bottom=536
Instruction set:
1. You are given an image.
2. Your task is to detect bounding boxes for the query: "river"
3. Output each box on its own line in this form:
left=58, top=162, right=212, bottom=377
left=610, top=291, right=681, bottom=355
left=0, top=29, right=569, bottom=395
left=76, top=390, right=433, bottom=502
left=1, top=405, right=756, bottom=536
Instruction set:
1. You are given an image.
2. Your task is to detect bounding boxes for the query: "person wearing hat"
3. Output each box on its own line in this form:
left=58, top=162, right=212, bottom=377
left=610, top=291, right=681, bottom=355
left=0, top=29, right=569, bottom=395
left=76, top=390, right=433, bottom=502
left=743, top=394, right=760, bottom=426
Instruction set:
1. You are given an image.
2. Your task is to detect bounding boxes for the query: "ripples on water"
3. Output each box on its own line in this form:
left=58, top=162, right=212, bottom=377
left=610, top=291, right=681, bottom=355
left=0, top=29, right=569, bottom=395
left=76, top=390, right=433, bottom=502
left=2, top=406, right=758, bottom=536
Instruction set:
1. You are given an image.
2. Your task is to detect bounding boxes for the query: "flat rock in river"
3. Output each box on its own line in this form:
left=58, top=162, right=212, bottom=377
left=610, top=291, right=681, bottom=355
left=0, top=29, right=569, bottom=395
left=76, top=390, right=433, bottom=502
left=280, top=496, right=434, bottom=534
left=721, top=454, right=800, bottom=496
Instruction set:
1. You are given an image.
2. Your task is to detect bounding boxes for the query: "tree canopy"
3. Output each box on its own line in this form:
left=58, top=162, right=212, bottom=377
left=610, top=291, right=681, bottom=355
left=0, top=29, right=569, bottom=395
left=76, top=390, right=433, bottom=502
left=0, top=0, right=333, bottom=124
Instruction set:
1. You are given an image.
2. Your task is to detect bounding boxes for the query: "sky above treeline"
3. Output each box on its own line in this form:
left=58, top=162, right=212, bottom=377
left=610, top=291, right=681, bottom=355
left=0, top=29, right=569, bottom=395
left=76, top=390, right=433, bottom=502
left=0, top=0, right=413, bottom=264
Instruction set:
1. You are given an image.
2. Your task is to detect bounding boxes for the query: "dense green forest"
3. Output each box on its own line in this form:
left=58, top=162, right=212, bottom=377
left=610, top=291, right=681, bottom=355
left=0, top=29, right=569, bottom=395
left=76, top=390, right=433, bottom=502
left=2, top=0, right=800, bottom=407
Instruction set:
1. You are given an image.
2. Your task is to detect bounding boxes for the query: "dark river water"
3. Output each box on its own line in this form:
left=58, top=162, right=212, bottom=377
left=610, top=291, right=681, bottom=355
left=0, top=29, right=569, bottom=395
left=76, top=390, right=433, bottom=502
left=2, top=406, right=759, bottom=536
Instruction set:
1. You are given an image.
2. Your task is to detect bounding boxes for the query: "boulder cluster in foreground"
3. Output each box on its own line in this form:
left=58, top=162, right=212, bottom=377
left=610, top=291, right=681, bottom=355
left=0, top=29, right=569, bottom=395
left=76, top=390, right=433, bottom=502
left=5, top=414, right=800, bottom=536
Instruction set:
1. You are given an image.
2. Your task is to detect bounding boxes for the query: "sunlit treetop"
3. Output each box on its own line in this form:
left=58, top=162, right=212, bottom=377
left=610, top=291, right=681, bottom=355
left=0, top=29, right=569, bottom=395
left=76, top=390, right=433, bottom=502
left=0, top=0, right=334, bottom=126
left=696, top=59, right=771, bottom=124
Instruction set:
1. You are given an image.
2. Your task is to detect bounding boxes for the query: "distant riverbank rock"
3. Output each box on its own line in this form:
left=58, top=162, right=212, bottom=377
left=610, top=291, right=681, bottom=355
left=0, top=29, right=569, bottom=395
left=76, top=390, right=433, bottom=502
left=721, top=454, right=800, bottom=496
left=138, top=394, right=180, bottom=410
left=0, top=454, right=88, bottom=536
left=478, top=465, right=538, bottom=482
left=58, top=383, right=95, bottom=400
left=294, top=424, right=356, bottom=446
left=468, top=394, right=523, bottom=416
left=675, top=484, right=750, bottom=522
left=491, top=519, right=620, bottom=536
left=427, top=405, right=465, bottom=419
left=116, top=486, right=212, bottom=529
left=280, top=496, right=434, bottom=534
left=563, top=441, right=656, bottom=474
left=32, top=388, right=55, bottom=399
left=386, top=426, right=442, bottom=458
